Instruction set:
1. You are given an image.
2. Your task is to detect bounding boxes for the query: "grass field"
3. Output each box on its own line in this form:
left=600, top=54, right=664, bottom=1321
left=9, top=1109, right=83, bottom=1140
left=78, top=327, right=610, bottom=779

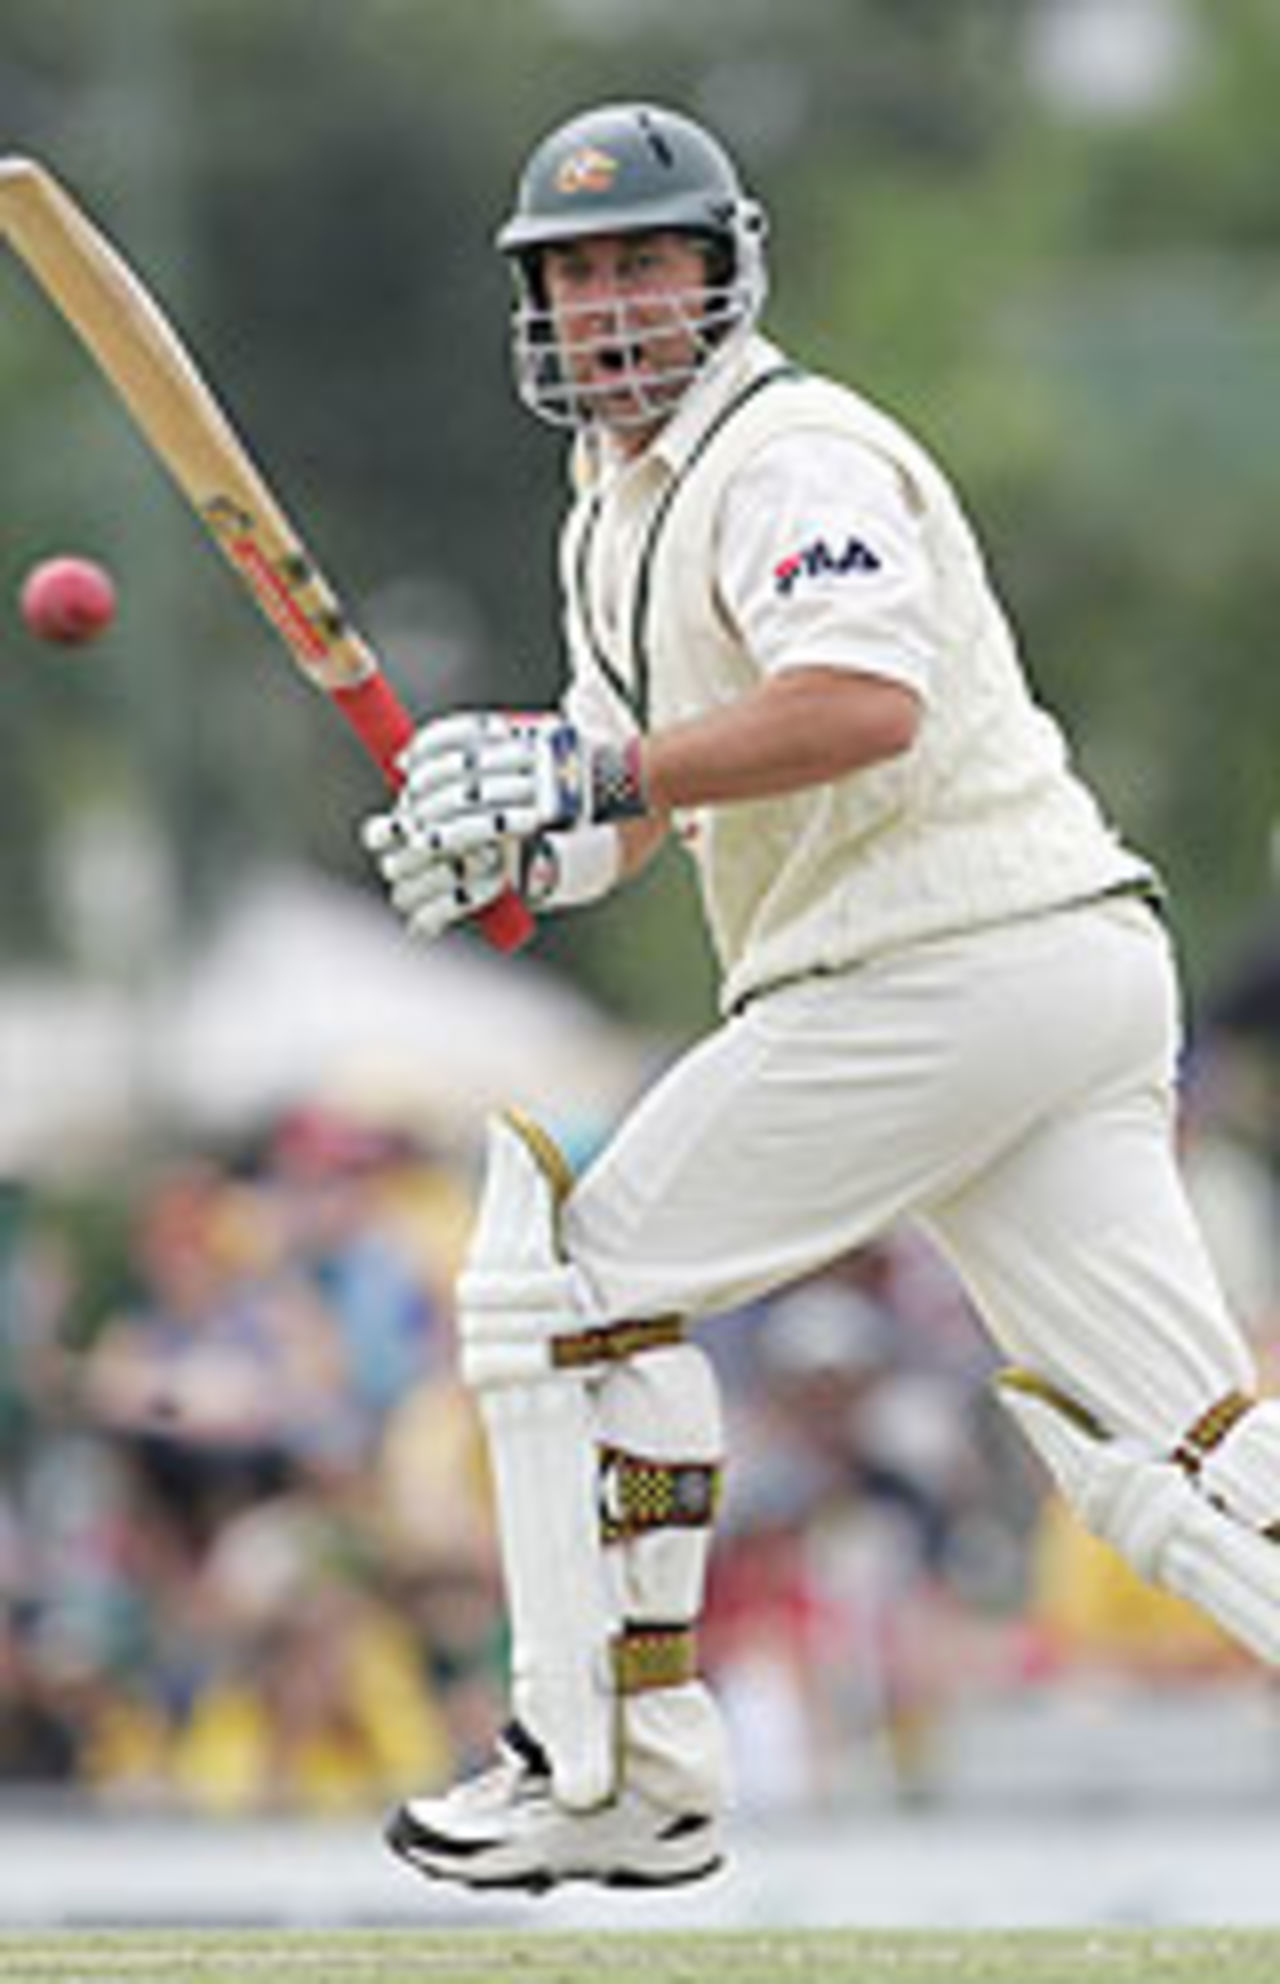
left=0, top=1929, right=1278, bottom=1984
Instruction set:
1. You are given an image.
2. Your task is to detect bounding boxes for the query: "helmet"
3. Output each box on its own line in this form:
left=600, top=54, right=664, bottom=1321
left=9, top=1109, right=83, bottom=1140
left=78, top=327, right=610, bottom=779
left=496, top=102, right=769, bottom=432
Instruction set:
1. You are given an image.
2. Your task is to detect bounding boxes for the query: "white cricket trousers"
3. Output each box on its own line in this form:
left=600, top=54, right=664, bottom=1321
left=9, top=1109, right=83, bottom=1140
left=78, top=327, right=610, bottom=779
left=565, top=895, right=1253, bottom=1447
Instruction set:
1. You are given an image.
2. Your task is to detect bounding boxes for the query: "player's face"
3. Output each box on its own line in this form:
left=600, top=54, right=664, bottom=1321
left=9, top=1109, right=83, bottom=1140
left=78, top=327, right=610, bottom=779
left=541, top=230, right=712, bottom=449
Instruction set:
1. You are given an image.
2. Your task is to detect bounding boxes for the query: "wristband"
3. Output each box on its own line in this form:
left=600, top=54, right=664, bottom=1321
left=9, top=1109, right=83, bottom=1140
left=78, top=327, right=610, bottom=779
left=588, top=737, right=649, bottom=823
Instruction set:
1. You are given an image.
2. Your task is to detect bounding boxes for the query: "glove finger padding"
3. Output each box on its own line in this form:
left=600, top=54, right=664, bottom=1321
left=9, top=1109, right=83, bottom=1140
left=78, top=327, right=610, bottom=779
left=403, top=732, right=535, bottom=802
left=412, top=844, right=509, bottom=941
left=412, top=810, right=534, bottom=860
left=361, top=811, right=405, bottom=856
left=398, top=708, right=513, bottom=777
left=398, top=708, right=646, bottom=844
left=362, top=809, right=511, bottom=942
left=400, top=713, right=546, bottom=847
left=415, top=784, right=543, bottom=853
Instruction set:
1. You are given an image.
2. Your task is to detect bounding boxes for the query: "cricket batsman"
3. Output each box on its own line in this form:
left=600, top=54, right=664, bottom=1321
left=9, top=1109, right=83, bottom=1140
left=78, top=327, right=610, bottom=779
left=363, top=101, right=1280, bottom=1891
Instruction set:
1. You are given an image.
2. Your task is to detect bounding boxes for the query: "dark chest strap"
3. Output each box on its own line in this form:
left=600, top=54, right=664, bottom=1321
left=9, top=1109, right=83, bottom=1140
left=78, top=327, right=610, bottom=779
left=571, top=362, right=804, bottom=728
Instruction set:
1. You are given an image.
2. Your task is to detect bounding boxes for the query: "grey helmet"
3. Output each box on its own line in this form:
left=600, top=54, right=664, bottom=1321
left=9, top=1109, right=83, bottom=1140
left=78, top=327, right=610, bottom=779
left=496, top=102, right=769, bottom=431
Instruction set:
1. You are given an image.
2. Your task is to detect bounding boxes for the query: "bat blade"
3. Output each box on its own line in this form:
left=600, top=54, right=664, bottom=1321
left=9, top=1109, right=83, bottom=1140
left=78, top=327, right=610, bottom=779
left=0, top=154, right=532, bottom=951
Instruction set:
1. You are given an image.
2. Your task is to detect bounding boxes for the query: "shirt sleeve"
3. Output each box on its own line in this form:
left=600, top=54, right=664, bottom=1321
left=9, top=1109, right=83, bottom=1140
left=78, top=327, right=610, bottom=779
left=562, top=655, right=638, bottom=746
left=715, top=430, right=939, bottom=698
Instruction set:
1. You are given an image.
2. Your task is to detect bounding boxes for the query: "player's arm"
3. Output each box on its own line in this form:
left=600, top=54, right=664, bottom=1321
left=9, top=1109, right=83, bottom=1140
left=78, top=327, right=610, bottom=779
left=637, top=663, right=921, bottom=811
left=483, top=432, right=928, bottom=837
left=364, top=431, right=929, bottom=940
left=647, top=425, right=934, bottom=809
left=390, top=659, right=918, bottom=859
left=361, top=667, right=911, bottom=944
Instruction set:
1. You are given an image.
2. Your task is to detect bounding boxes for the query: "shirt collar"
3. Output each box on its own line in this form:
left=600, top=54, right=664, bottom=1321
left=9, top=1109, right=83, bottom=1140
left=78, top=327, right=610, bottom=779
left=648, top=331, right=787, bottom=472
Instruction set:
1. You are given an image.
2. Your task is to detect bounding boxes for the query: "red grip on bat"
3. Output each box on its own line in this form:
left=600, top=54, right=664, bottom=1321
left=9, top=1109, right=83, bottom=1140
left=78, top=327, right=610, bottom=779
left=331, top=675, right=535, bottom=953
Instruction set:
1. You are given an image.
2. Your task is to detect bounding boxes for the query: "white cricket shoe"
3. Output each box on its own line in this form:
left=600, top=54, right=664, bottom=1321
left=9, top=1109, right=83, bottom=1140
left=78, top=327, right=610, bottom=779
left=385, top=1721, right=724, bottom=1893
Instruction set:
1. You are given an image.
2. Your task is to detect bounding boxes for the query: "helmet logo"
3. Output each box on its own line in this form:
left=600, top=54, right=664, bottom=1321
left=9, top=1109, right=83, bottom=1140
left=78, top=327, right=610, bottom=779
left=554, top=146, right=619, bottom=196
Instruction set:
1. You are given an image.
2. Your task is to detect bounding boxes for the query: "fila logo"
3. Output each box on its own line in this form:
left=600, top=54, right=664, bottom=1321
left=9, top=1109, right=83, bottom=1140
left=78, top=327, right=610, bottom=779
left=774, top=535, right=882, bottom=597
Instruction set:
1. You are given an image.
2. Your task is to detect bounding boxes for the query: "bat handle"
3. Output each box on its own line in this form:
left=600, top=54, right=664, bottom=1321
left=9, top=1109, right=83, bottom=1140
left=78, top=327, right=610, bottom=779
left=331, top=675, right=535, bottom=953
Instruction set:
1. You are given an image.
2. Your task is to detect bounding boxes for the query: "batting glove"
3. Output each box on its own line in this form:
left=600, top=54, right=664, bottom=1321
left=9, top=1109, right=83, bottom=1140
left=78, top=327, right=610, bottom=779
left=362, top=810, right=514, bottom=944
left=363, top=801, right=624, bottom=945
left=396, top=710, right=648, bottom=858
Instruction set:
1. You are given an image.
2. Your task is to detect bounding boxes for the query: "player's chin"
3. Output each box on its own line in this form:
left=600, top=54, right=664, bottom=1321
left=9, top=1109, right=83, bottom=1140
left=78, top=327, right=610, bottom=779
left=577, top=368, right=679, bottom=433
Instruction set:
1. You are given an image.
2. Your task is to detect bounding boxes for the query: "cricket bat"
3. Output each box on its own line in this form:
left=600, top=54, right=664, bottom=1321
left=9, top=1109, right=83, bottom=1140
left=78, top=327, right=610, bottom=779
left=0, top=154, right=533, bottom=952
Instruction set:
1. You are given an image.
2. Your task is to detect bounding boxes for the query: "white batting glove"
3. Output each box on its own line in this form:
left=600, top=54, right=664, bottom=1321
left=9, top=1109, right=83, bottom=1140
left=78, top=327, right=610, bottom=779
left=397, top=710, right=648, bottom=858
left=363, top=800, right=624, bottom=944
left=362, top=810, right=513, bottom=944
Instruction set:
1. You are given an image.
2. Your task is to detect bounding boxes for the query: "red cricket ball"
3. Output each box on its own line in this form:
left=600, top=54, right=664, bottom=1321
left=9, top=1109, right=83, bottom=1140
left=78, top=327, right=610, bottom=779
left=20, top=555, right=117, bottom=645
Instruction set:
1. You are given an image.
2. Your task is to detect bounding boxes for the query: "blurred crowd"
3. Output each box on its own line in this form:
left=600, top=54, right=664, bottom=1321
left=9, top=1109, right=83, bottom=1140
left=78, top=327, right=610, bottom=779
left=0, top=1027, right=1276, bottom=1821
left=0, top=1107, right=491, bottom=1817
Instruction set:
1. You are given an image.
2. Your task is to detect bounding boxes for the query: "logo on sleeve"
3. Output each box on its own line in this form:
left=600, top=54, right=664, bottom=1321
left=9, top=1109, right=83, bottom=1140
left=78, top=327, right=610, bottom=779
left=774, top=535, right=882, bottom=598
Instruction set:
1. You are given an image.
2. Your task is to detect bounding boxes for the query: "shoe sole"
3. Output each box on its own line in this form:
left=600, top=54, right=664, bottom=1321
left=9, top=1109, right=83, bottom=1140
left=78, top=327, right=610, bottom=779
left=385, top=1809, right=724, bottom=1895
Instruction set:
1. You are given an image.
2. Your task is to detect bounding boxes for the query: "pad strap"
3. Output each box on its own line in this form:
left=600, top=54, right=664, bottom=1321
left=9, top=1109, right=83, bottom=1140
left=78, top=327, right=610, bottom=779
left=1172, top=1391, right=1280, bottom=1543
left=1172, top=1391, right=1256, bottom=1472
left=613, top=1622, right=699, bottom=1695
left=552, top=1314, right=685, bottom=1370
left=1001, top=1373, right=1265, bottom=1488
left=598, top=1445, right=722, bottom=1545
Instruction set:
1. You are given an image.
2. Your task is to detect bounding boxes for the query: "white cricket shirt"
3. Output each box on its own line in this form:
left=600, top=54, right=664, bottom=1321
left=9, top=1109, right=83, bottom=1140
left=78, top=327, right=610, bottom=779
left=559, top=336, right=1153, bottom=1011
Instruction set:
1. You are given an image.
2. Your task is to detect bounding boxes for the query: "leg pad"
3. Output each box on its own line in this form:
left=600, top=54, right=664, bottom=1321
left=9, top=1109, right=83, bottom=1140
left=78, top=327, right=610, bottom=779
left=998, top=1367, right=1280, bottom=1664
